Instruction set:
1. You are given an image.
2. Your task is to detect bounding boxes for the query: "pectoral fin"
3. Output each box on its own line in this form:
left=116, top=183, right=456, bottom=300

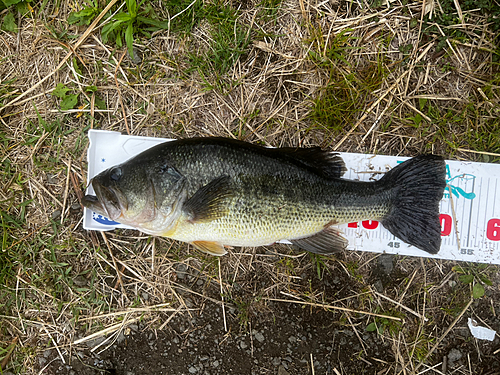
left=183, top=176, right=232, bottom=223
left=192, top=241, right=227, bottom=256
left=290, top=227, right=347, bottom=254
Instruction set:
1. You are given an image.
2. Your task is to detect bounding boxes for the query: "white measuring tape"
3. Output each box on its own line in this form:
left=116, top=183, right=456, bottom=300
left=84, top=130, right=500, bottom=264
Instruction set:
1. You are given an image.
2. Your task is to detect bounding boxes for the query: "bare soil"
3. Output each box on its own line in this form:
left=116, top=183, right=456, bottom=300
left=35, top=249, right=500, bottom=375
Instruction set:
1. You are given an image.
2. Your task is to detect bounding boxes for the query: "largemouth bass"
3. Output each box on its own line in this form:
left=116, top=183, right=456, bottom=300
left=82, top=138, right=446, bottom=255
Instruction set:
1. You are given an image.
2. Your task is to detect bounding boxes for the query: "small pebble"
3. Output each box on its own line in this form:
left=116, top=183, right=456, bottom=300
left=70, top=203, right=81, bottom=212
left=51, top=210, right=61, bottom=220
left=254, top=331, right=265, bottom=343
left=46, top=174, right=58, bottom=184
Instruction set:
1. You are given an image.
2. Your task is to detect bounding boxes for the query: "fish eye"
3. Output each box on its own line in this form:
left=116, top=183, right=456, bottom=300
left=109, top=167, right=122, bottom=182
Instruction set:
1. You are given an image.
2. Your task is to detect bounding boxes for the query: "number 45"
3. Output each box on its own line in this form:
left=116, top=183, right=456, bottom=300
left=388, top=242, right=400, bottom=248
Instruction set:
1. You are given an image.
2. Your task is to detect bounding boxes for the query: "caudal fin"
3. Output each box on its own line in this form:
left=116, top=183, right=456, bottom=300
left=380, top=155, right=446, bottom=254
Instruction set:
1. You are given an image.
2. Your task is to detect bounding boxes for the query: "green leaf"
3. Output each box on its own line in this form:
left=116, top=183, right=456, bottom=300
left=413, top=113, right=422, bottom=126
left=68, top=7, right=98, bottom=25
left=101, top=22, right=117, bottom=43
left=478, top=274, right=493, bottom=286
left=113, top=12, right=132, bottom=22
left=72, top=57, right=82, bottom=76
left=419, top=98, right=427, bottom=110
left=459, top=274, right=474, bottom=284
left=60, top=94, right=79, bottom=110
left=126, top=0, right=137, bottom=18
left=52, top=83, right=69, bottom=99
left=1, top=11, right=16, bottom=32
left=115, top=32, right=122, bottom=48
left=67, top=13, right=82, bottom=25
left=366, top=322, right=377, bottom=332
left=94, top=95, right=106, bottom=110
left=125, top=22, right=134, bottom=58
left=473, top=283, right=485, bottom=299
left=137, top=16, right=169, bottom=29
left=2, top=0, right=24, bottom=6
left=85, top=85, right=98, bottom=93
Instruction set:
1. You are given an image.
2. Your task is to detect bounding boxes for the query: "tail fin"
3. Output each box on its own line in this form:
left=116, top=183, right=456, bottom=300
left=380, top=155, right=446, bottom=254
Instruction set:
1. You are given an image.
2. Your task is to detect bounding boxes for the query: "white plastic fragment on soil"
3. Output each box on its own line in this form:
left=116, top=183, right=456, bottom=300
left=468, top=318, right=496, bottom=341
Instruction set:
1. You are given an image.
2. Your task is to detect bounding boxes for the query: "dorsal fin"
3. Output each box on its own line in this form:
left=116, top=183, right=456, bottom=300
left=273, top=147, right=346, bottom=179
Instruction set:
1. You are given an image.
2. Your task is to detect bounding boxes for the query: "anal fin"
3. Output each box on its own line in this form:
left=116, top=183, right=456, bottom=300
left=192, top=241, right=227, bottom=256
left=290, top=227, right=347, bottom=254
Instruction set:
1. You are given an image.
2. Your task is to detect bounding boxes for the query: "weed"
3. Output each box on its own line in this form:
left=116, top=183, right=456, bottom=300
left=309, top=253, right=330, bottom=280
left=277, top=256, right=298, bottom=277
left=308, top=30, right=388, bottom=135
left=0, top=78, right=17, bottom=107
left=421, top=0, right=500, bottom=59
left=453, top=264, right=493, bottom=299
left=0, top=0, right=33, bottom=33
left=232, top=295, right=251, bottom=327
left=68, top=0, right=171, bottom=58
left=256, top=0, right=283, bottom=21
left=187, top=2, right=250, bottom=91
left=67, top=0, right=100, bottom=26
left=366, top=313, right=403, bottom=336
left=412, top=331, right=435, bottom=362
left=102, top=0, right=171, bottom=58
left=163, top=0, right=203, bottom=34
left=52, top=82, right=79, bottom=111
left=344, top=261, right=364, bottom=282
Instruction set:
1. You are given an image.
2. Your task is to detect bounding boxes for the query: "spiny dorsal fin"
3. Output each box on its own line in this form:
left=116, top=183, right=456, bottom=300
left=183, top=176, right=232, bottom=223
left=290, top=227, right=347, bottom=254
left=274, top=147, right=346, bottom=179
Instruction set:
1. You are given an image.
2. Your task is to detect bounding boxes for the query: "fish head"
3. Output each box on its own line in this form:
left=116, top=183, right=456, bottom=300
left=83, top=159, right=187, bottom=232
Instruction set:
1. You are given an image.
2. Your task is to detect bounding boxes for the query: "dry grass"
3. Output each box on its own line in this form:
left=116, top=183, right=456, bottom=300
left=0, top=0, right=499, bottom=374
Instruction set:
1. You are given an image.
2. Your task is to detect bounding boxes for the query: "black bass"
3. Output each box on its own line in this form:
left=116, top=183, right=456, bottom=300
left=82, top=138, right=446, bottom=255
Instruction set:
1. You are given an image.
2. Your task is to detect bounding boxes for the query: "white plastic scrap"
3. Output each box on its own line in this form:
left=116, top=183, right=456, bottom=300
left=468, top=318, right=497, bottom=341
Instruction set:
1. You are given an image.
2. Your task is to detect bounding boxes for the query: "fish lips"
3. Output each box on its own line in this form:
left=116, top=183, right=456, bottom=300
left=82, top=180, right=125, bottom=221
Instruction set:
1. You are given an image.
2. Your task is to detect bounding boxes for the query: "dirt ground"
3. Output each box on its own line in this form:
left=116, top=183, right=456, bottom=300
left=36, top=249, right=500, bottom=375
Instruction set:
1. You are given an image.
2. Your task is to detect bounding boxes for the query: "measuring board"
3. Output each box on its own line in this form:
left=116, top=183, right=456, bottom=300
left=83, top=130, right=500, bottom=264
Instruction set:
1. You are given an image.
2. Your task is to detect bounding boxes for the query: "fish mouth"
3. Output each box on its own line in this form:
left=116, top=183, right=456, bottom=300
left=82, top=180, right=125, bottom=221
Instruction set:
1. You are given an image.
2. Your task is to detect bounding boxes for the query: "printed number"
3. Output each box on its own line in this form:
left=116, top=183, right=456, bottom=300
left=388, top=242, right=400, bottom=248
left=348, top=221, right=379, bottom=229
left=486, top=219, right=500, bottom=241
left=440, top=214, right=452, bottom=236
left=362, top=220, right=379, bottom=229
left=460, top=248, right=474, bottom=255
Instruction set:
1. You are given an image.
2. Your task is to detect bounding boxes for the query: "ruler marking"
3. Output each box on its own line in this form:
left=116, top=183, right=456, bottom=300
left=456, top=178, right=466, bottom=251
left=491, top=179, right=498, bottom=252
left=481, top=178, right=490, bottom=249
left=466, top=176, right=476, bottom=248
left=478, top=178, right=487, bottom=248
left=445, top=193, right=455, bottom=248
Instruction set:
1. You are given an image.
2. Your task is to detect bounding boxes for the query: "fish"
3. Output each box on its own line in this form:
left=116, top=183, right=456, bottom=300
left=82, top=137, right=447, bottom=256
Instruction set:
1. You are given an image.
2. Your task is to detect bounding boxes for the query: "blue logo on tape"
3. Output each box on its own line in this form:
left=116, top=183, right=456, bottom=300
left=92, top=212, right=120, bottom=225
left=445, top=165, right=476, bottom=200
